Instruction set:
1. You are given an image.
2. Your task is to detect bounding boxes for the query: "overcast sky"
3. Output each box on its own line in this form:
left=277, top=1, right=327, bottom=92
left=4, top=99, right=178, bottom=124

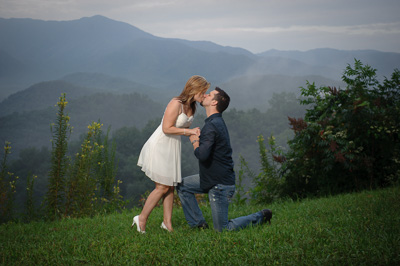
left=1, top=0, right=400, bottom=53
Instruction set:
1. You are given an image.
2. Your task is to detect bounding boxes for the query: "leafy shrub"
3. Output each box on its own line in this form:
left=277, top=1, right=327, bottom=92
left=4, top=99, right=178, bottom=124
left=250, top=135, right=284, bottom=204
left=280, top=60, right=400, bottom=198
left=0, top=142, right=18, bottom=222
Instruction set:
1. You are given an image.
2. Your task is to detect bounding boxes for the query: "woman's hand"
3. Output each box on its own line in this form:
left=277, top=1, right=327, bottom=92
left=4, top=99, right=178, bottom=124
left=187, top=127, right=200, bottom=136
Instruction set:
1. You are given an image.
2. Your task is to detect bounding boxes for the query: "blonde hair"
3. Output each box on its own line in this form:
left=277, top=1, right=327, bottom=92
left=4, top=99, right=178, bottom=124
left=177, top=75, right=210, bottom=114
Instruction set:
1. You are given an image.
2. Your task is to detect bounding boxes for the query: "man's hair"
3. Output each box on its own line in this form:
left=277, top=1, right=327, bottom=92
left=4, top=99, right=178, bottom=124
left=213, top=87, right=230, bottom=113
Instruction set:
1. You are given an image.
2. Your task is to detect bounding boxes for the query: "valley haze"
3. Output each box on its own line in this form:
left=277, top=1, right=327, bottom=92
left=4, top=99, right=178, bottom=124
left=0, top=15, right=399, bottom=159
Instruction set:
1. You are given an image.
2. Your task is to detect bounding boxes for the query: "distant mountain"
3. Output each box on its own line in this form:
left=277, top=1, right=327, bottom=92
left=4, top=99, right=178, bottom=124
left=222, top=74, right=345, bottom=111
left=0, top=70, right=344, bottom=119
left=0, top=15, right=156, bottom=88
left=258, top=48, right=400, bottom=79
left=0, top=73, right=174, bottom=117
left=0, top=80, right=96, bottom=116
left=0, top=49, right=31, bottom=99
left=60, top=72, right=167, bottom=102
left=0, top=92, right=164, bottom=159
left=0, top=15, right=398, bottom=108
left=2, top=15, right=398, bottom=102
left=170, top=39, right=255, bottom=57
left=0, top=15, right=258, bottom=94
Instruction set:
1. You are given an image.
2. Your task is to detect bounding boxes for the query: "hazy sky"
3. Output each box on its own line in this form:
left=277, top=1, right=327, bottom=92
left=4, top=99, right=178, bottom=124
left=1, top=0, right=400, bottom=53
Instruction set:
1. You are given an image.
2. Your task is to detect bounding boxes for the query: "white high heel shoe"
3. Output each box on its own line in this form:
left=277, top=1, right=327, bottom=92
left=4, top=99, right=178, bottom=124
left=161, top=222, right=171, bottom=232
left=131, top=215, right=145, bottom=234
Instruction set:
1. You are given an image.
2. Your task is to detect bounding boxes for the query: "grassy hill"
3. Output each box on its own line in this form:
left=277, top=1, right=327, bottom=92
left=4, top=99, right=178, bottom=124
left=1, top=186, right=399, bottom=264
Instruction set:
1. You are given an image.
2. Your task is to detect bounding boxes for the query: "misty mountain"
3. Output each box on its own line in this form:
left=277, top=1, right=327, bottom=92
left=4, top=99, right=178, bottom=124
left=170, top=39, right=255, bottom=57
left=223, top=74, right=345, bottom=111
left=0, top=71, right=343, bottom=119
left=0, top=72, right=179, bottom=117
left=0, top=80, right=97, bottom=116
left=259, top=48, right=400, bottom=79
left=1, top=15, right=399, bottom=159
left=60, top=72, right=166, bottom=102
left=0, top=49, right=31, bottom=100
left=0, top=92, right=164, bottom=159
left=2, top=15, right=398, bottom=102
left=0, top=15, right=256, bottom=93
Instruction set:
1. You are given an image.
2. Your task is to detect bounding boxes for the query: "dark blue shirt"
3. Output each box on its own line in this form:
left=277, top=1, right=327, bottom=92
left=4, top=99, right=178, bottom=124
left=194, top=113, right=235, bottom=191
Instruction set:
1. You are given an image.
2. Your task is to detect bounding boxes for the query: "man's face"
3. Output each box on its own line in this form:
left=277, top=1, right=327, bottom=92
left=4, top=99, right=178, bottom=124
left=194, top=91, right=206, bottom=103
left=201, top=90, right=218, bottom=107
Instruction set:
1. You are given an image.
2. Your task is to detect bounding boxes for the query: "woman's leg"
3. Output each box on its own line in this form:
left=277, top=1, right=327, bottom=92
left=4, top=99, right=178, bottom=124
left=139, top=182, right=170, bottom=231
left=162, top=186, right=175, bottom=231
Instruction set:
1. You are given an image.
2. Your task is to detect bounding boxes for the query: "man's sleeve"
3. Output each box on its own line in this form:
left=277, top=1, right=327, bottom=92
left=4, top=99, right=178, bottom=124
left=194, top=123, right=216, bottom=162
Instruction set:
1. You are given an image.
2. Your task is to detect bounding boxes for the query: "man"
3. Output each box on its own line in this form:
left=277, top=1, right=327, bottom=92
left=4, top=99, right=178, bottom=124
left=177, top=87, right=272, bottom=232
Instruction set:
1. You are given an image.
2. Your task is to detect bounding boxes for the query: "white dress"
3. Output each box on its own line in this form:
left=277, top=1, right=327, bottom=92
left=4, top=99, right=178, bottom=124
left=137, top=104, right=194, bottom=186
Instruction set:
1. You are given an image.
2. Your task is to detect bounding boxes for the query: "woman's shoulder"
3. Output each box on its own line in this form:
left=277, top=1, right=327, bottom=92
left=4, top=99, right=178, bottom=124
left=165, top=98, right=182, bottom=113
left=168, top=98, right=182, bottom=106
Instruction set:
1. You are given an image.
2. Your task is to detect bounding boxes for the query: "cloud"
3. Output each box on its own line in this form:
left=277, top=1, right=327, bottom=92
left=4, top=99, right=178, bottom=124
left=1, top=0, right=399, bottom=53
left=220, top=22, right=400, bottom=35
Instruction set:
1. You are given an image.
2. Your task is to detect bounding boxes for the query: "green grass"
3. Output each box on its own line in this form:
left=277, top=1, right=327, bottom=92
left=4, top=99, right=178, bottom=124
left=1, top=186, right=400, bottom=265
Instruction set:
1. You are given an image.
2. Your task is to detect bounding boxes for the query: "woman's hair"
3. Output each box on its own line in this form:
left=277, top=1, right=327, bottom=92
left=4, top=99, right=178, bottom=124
left=177, top=75, right=210, bottom=114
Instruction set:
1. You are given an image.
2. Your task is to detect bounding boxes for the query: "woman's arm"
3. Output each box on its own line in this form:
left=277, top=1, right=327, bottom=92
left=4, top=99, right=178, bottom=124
left=162, top=98, right=199, bottom=136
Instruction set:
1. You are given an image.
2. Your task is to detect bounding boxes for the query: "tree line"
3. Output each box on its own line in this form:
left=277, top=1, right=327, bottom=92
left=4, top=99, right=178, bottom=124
left=1, top=60, right=398, bottom=223
left=247, top=60, right=400, bottom=203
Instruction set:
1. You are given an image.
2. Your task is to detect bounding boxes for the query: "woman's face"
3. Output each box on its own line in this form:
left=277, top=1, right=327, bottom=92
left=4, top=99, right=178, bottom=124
left=194, top=90, right=207, bottom=103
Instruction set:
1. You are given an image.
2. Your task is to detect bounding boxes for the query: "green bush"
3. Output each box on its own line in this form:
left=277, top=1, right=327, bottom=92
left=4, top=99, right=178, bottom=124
left=250, top=135, right=284, bottom=204
left=280, top=60, right=400, bottom=198
left=0, top=142, right=18, bottom=223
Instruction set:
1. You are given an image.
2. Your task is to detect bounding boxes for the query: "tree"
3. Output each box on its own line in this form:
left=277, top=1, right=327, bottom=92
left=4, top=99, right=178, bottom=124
left=280, top=60, right=400, bottom=198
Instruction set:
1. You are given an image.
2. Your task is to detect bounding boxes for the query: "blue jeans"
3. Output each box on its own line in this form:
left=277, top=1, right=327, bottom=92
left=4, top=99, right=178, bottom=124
left=177, top=174, right=265, bottom=232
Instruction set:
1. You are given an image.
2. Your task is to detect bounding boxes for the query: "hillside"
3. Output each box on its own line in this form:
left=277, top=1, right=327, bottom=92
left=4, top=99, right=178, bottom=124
left=0, top=92, right=164, bottom=159
left=0, top=16, right=256, bottom=94
left=0, top=71, right=336, bottom=117
left=61, top=72, right=161, bottom=98
left=1, top=15, right=398, bottom=102
left=0, top=80, right=97, bottom=116
left=222, top=74, right=345, bottom=111
left=259, top=48, right=400, bottom=79
left=1, top=186, right=398, bottom=264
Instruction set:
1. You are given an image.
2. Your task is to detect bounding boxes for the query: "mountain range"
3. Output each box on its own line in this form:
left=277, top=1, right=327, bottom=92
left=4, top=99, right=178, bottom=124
left=1, top=15, right=399, bottom=100
left=1, top=15, right=399, bottom=158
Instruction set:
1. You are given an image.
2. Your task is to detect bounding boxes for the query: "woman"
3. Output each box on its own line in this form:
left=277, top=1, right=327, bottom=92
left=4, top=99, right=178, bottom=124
left=132, top=75, right=210, bottom=233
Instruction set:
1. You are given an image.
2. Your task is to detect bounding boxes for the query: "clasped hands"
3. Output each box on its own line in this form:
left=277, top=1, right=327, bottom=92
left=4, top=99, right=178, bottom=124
left=189, top=127, right=200, bottom=143
left=186, top=127, right=200, bottom=136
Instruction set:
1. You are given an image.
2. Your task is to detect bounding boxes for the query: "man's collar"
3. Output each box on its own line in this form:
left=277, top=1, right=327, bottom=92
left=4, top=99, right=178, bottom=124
left=205, top=112, right=222, bottom=122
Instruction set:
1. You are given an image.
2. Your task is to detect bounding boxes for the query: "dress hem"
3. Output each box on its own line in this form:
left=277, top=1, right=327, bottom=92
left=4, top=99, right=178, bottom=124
left=138, top=163, right=181, bottom=187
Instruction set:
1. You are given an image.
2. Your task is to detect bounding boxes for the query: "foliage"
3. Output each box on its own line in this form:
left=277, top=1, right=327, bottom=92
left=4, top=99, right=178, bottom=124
left=45, top=93, right=71, bottom=220
left=64, top=121, right=103, bottom=217
left=65, top=122, right=124, bottom=217
left=250, top=135, right=284, bottom=204
left=24, top=174, right=38, bottom=222
left=279, top=60, right=400, bottom=198
left=0, top=92, right=164, bottom=163
left=41, top=94, right=126, bottom=220
left=0, top=142, right=18, bottom=223
left=232, top=155, right=251, bottom=205
left=1, top=186, right=399, bottom=265
left=4, top=92, right=305, bottom=212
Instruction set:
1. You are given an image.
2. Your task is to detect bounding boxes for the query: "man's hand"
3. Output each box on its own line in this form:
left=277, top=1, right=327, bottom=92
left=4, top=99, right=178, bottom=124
left=189, top=134, right=199, bottom=142
left=189, top=134, right=200, bottom=150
